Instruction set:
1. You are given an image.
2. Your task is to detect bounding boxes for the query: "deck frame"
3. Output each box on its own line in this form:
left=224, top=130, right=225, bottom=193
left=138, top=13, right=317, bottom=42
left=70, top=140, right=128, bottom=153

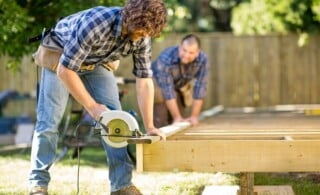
left=136, top=105, right=320, bottom=195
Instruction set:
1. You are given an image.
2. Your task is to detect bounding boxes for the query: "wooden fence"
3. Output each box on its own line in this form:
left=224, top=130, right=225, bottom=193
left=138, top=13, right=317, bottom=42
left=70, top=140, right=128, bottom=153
left=1, top=33, right=320, bottom=116
left=207, top=34, right=320, bottom=107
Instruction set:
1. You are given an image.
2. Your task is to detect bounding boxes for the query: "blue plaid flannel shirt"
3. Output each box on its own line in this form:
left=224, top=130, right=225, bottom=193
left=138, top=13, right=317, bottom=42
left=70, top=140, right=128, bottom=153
left=151, top=46, right=209, bottom=100
left=52, top=6, right=152, bottom=78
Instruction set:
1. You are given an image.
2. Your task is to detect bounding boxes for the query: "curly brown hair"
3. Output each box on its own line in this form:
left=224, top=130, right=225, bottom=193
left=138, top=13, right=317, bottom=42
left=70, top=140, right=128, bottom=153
left=122, top=0, right=167, bottom=37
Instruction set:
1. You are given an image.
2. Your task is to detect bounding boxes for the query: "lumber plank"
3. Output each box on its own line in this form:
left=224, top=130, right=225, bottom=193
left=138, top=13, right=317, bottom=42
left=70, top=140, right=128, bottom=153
left=127, top=135, right=160, bottom=144
left=159, top=105, right=224, bottom=138
left=140, top=140, right=320, bottom=172
left=136, top=144, right=144, bottom=172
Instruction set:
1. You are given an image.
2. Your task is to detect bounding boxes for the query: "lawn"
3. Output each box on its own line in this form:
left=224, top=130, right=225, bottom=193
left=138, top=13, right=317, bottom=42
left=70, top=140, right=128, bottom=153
left=0, top=146, right=319, bottom=195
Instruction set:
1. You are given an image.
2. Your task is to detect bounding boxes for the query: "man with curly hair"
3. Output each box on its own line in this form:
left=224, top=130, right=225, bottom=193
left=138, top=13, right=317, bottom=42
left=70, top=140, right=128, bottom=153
left=29, top=0, right=167, bottom=194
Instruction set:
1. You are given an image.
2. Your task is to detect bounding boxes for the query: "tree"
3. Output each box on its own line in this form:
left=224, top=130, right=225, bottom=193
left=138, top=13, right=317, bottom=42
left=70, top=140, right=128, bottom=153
left=231, top=0, right=320, bottom=46
left=312, top=0, right=320, bottom=22
left=0, top=0, right=125, bottom=70
left=0, top=1, right=31, bottom=62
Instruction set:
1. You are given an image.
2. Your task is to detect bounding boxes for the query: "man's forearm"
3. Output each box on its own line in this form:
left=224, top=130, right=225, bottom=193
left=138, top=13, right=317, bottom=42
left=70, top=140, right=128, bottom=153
left=56, top=64, right=96, bottom=111
left=136, top=77, right=155, bottom=131
left=191, top=99, right=203, bottom=118
left=165, top=99, right=182, bottom=120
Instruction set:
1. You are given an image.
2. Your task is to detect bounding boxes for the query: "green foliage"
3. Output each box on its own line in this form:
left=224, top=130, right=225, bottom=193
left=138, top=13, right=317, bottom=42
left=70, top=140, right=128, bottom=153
left=163, top=0, right=193, bottom=33
left=23, top=0, right=126, bottom=50
left=210, top=0, right=237, bottom=10
left=3, top=0, right=320, bottom=64
left=0, top=0, right=125, bottom=70
left=1, top=0, right=192, bottom=70
left=0, top=0, right=31, bottom=57
left=231, top=0, right=320, bottom=46
left=312, top=0, right=320, bottom=22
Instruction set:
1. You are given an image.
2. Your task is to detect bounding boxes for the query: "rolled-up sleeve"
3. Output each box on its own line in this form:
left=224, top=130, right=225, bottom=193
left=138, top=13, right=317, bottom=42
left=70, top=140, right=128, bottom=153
left=132, top=38, right=153, bottom=78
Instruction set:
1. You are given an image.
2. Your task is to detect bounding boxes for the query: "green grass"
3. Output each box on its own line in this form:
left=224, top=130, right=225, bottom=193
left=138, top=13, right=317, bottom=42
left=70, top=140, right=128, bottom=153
left=255, top=173, right=320, bottom=195
left=0, top=144, right=107, bottom=167
left=0, top=147, right=236, bottom=195
left=0, top=146, right=319, bottom=195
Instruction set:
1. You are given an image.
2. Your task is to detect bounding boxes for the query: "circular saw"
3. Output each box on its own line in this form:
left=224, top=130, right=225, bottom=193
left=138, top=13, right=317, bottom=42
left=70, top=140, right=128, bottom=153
left=98, top=110, right=142, bottom=148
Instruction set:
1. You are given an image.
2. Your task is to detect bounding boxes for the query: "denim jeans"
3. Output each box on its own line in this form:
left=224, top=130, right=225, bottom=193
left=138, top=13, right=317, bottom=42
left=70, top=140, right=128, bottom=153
left=29, top=66, right=134, bottom=192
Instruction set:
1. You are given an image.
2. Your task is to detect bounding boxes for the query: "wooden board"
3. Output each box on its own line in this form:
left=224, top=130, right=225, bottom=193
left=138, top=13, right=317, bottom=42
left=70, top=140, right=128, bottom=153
left=127, top=135, right=160, bottom=144
left=138, top=140, right=320, bottom=172
left=136, top=107, right=320, bottom=173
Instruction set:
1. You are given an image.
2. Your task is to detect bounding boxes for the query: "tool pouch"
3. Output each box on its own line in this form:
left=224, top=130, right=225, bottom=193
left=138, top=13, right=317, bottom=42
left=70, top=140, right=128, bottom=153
left=153, top=78, right=165, bottom=104
left=33, top=34, right=63, bottom=72
left=103, top=60, right=120, bottom=72
left=178, top=81, right=193, bottom=107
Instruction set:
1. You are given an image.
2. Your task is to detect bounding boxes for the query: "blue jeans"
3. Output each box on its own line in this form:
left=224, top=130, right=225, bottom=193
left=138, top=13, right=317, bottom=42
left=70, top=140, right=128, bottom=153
left=29, top=66, right=134, bottom=192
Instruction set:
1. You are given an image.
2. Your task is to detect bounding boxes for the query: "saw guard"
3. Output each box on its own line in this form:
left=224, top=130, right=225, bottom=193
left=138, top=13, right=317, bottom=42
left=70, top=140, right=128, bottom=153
left=99, top=110, right=139, bottom=148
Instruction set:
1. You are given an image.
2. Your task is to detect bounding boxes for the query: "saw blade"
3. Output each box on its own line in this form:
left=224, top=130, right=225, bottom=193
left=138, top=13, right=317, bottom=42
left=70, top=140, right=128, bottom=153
left=99, top=110, right=140, bottom=148
left=103, top=118, right=132, bottom=148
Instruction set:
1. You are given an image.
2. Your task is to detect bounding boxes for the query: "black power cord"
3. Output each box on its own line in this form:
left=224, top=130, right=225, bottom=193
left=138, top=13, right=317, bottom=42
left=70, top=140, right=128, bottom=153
left=74, top=121, right=95, bottom=195
left=74, top=119, right=140, bottom=194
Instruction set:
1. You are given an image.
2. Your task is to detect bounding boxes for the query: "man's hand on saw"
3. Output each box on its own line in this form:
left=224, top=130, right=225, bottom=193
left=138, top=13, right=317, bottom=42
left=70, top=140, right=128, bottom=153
left=88, top=103, right=110, bottom=121
left=146, top=128, right=166, bottom=141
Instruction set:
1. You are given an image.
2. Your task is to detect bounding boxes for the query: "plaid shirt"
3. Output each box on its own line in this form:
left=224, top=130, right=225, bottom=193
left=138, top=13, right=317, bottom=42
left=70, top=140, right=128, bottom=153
left=52, top=6, right=152, bottom=78
left=151, top=46, right=208, bottom=100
